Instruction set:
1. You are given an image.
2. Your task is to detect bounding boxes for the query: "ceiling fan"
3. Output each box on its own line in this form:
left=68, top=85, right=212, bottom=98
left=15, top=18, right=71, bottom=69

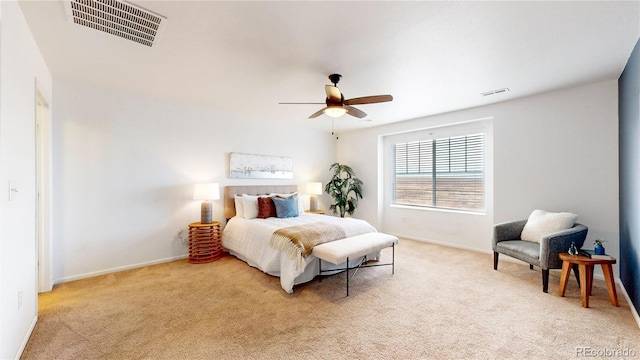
left=279, top=74, right=393, bottom=119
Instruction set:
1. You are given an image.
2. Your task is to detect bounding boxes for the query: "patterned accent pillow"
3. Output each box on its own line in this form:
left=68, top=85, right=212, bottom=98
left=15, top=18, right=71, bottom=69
left=272, top=195, right=299, bottom=218
left=257, top=196, right=276, bottom=219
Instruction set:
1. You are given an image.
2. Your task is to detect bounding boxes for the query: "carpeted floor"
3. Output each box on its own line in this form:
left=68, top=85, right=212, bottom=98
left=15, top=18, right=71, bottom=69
left=22, top=239, right=639, bottom=359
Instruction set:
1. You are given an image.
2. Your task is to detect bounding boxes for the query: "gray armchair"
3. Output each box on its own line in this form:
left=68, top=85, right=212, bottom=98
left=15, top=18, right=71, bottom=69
left=492, top=220, right=588, bottom=293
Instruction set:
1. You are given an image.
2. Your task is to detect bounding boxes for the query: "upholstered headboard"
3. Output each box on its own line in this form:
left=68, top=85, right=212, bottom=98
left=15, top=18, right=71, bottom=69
left=224, top=185, right=298, bottom=219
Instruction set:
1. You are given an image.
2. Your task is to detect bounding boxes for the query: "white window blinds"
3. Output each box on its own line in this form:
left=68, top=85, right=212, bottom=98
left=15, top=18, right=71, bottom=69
left=391, top=132, right=485, bottom=212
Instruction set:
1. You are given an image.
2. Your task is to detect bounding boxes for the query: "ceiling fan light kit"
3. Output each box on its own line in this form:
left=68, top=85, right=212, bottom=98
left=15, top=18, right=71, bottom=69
left=324, top=106, right=346, bottom=118
left=280, top=74, right=393, bottom=119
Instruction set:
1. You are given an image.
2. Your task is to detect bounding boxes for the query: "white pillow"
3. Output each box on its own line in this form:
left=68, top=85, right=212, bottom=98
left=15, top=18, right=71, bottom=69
left=242, top=194, right=259, bottom=219
left=296, top=193, right=305, bottom=214
left=234, top=195, right=245, bottom=218
left=521, top=209, right=578, bottom=243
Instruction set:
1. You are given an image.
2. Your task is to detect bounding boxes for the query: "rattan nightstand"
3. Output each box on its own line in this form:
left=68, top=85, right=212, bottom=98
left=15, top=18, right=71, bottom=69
left=188, top=221, right=223, bottom=263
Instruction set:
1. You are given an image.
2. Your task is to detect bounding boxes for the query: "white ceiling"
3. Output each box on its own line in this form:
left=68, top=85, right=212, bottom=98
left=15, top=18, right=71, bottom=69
left=18, top=1, right=640, bottom=133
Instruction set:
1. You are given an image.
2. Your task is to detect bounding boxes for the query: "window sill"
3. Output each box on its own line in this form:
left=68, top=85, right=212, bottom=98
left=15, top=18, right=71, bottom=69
left=390, top=204, right=486, bottom=216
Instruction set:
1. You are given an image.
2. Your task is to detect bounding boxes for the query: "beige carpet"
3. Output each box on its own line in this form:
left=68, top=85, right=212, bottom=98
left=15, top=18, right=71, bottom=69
left=22, top=239, right=639, bottom=359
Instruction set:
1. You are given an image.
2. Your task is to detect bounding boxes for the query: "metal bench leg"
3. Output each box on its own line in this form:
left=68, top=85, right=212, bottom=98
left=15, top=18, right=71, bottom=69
left=346, top=257, right=350, bottom=296
left=392, top=244, right=395, bottom=275
left=317, top=243, right=397, bottom=297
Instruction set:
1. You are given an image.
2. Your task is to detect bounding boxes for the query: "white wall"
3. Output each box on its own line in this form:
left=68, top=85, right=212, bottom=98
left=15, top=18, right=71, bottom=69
left=338, top=80, right=619, bottom=274
left=52, top=79, right=337, bottom=283
left=0, top=2, right=52, bottom=358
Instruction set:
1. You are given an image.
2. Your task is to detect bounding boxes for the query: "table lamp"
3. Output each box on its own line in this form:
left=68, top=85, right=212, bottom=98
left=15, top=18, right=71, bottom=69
left=193, top=183, right=220, bottom=224
left=307, top=182, right=323, bottom=211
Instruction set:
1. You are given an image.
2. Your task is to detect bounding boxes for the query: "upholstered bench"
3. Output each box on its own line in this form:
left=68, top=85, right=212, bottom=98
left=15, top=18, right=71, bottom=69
left=311, top=232, right=399, bottom=296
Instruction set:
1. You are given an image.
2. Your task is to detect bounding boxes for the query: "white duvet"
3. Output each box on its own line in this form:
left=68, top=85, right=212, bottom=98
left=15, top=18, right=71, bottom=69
left=221, top=213, right=377, bottom=293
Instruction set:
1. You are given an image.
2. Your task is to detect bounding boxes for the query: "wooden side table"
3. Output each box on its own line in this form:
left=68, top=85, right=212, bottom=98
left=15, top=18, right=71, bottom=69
left=305, top=209, right=325, bottom=214
left=558, top=252, right=618, bottom=308
left=188, top=222, right=223, bottom=264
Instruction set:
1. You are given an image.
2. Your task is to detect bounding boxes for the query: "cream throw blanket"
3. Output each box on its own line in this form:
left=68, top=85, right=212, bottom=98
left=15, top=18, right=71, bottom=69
left=269, top=222, right=346, bottom=269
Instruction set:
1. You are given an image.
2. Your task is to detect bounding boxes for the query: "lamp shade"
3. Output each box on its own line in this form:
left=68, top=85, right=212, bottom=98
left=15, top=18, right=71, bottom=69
left=307, top=182, right=323, bottom=195
left=193, top=183, right=220, bottom=201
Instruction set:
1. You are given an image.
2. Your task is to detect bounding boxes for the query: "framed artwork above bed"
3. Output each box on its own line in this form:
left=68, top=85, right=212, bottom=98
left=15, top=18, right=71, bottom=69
left=229, top=152, right=293, bottom=179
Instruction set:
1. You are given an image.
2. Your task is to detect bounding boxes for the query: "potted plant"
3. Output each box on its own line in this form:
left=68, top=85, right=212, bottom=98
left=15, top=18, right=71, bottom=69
left=324, top=163, right=363, bottom=218
left=594, top=239, right=606, bottom=255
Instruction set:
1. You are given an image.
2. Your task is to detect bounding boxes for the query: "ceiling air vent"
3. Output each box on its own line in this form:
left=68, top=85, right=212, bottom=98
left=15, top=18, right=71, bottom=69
left=480, top=88, right=510, bottom=97
left=64, top=0, right=166, bottom=47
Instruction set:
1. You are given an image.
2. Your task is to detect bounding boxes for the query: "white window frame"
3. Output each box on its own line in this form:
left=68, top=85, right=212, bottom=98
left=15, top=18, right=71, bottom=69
left=384, top=120, right=489, bottom=214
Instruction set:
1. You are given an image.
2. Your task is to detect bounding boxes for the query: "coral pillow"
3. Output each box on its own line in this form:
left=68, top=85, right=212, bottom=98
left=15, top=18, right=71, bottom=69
left=521, top=209, right=578, bottom=243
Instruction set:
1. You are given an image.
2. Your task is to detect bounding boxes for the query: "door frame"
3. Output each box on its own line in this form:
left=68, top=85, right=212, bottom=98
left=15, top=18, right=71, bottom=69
left=35, top=83, right=52, bottom=293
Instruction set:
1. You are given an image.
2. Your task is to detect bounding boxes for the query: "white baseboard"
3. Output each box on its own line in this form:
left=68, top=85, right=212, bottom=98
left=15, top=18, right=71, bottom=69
left=53, top=254, right=188, bottom=285
left=15, top=315, right=37, bottom=360
left=618, top=280, right=640, bottom=329
left=391, top=233, right=492, bottom=254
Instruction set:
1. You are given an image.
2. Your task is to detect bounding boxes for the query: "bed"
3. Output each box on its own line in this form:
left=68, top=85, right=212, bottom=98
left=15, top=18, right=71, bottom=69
left=221, top=185, right=379, bottom=293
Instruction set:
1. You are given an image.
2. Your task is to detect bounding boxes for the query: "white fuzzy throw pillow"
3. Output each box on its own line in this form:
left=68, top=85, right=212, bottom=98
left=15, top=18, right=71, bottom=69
left=521, top=209, right=578, bottom=243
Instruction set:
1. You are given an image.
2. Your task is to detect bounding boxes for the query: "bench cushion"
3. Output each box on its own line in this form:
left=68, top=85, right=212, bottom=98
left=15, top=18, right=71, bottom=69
left=311, top=232, right=399, bottom=265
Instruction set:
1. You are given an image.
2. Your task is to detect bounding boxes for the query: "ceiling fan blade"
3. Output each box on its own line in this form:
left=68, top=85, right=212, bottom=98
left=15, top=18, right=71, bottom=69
left=344, top=95, right=393, bottom=105
left=345, top=105, right=367, bottom=119
left=325, top=85, right=342, bottom=102
left=309, top=107, right=327, bottom=119
left=279, top=102, right=325, bottom=105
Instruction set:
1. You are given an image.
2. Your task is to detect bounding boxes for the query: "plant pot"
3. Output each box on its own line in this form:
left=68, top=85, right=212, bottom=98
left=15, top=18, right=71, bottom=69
left=594, top=244, right=605, bottom=255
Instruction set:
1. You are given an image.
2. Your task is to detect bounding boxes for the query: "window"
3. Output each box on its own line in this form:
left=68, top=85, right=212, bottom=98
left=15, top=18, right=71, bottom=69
left=390, top=131, right=485, bottom=212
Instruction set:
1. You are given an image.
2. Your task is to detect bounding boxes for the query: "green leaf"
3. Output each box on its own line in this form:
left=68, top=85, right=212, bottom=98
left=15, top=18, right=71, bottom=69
left=324, top=163, right=364, bottom=217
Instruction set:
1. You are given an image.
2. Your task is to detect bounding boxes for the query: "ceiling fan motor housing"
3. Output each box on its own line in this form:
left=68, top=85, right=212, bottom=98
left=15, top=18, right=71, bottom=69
left=326, top=94, right=345, bottom=106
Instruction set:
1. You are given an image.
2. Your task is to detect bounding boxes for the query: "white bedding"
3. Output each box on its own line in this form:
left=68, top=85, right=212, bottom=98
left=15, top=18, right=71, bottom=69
left=221, top=213, right=377, bottom=293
